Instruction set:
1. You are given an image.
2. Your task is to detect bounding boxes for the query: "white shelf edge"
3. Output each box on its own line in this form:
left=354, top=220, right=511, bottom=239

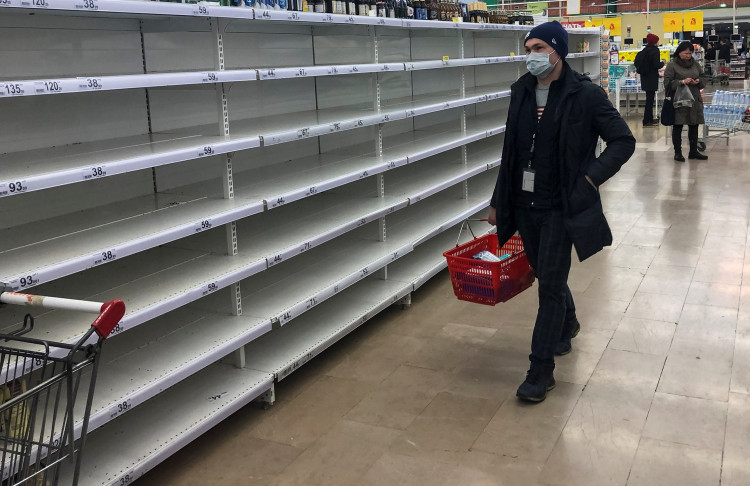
left=0, top=0, right=603, bottom=34
left=265, top=198, right=409, bottom=267
left=406, top=160, right=495, bottom=206
left=0, top=135, right=262, bottom=198
left=413, top=198, right=491, bottom=246
left=258, top=62, right=403, bottom=80
left=260, top=88, right=509, bottom=147
left=1, top=200, right=265, bottom=292
left=405, top=55, right=524, bottom=71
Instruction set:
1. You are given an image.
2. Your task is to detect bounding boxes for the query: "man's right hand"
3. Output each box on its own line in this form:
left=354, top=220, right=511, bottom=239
left=488, top=207, right=497, bottom=226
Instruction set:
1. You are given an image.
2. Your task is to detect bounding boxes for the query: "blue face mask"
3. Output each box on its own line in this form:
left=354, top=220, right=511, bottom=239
left=526, top=51, right=558, bottom=78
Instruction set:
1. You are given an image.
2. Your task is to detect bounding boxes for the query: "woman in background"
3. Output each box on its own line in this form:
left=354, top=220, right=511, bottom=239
left=663, top=41, right=708, bottom=162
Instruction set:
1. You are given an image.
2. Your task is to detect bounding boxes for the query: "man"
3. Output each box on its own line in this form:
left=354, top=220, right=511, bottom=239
left=488, top=21, right=635, bottom=402
left=719, top=38, right=732, bottom=64
left=635, top=33, right=665, bottom=127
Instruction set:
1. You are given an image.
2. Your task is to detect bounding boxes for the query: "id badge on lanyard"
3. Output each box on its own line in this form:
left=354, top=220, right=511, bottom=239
left=522, top=133, right=536, bottom=193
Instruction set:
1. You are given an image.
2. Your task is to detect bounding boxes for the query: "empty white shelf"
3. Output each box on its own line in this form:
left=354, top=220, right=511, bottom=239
left=0, top=193, right=264, bottom=290
left=0, top=129, right=261, bottom=197
left=59, top=363, right=273, bottom=486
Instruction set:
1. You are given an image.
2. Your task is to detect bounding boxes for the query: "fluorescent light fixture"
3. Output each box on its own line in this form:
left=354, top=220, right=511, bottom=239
left=720, top=2, right=726, bottom=5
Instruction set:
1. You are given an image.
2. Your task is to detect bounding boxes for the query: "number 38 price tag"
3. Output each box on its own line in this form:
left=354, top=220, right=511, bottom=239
left=92, top=248, right=118, bottom=267
left=82, top=165, right=107, bottom=181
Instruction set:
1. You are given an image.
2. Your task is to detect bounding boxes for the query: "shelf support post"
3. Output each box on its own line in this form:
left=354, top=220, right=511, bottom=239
left=212, top=18, right=242, bottom=320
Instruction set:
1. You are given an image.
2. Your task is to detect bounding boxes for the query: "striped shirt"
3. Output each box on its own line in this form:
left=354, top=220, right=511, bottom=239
left=535, top=84, right=550, bottom=120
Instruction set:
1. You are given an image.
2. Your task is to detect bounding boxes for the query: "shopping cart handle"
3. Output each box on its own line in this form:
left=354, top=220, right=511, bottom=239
left=92, top=300, right=126, bottom=339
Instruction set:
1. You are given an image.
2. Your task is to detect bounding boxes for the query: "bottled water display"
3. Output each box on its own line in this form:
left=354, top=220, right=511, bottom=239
left=704, top=90, right=750, bottom=130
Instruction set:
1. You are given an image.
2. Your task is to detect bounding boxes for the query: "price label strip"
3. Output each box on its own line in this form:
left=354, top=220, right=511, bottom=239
left=74, top=0, right=98, bottom=10
left=82, top=165, right=108, bottom=181
left=193, top=4, right=209, bottom=15
left=197, top=145, right=215, bottom=157
left=7, top=273, right=40, bottom=291
left=20, top=0, right=48, bottom=7
left=202, top=72, right=219, bottom=83
left=78, top=77, right=103, bottom=91
left=92, top=248, right=118, bottom=267
left=0, top=0, right=14, bottom=7
left=1, top=82, right=27, bottom=97
left=194, top=218, right=213, bottom=234
left=0, top=180, right=29, bottom=197
left=201, top=281, right=219, bottom=297
left=34, top=80, right=65, bottom=95
left=109, top=398, right=133, bottom=420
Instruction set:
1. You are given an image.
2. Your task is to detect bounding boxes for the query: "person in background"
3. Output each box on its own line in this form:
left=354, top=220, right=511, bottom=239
left=705, top=42, right=717, bottom=74
left=719, top=38, right=732, bottom=64
left=487, top=21, right=635, bottom=403
left=664, top=41, right=708, bottom=162
left=635, top=33, right=665, bottom=127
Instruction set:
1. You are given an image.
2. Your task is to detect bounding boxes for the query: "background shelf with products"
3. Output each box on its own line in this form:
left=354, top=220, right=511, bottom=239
left=0, top=4, right=602, bottom=483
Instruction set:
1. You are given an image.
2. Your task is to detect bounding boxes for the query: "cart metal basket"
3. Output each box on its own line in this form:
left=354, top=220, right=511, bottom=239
left=0, top=291, right=125, bottom=486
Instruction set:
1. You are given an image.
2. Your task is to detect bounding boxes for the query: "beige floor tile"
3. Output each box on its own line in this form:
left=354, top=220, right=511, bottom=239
left=651, top=244, right=701, bottom=267
left=471, top=382, right=583, bottom=461
left=389, top=392, right=500, bottom=464
left=461, top=450, right=545, bottom=486
left=609, top=317, right=676, bottom=356
left=604, top=244, right=659, bottom=270
left=361, top=452, right=503, bottom=486
left=627, top=438, right=721, bottom=486
left=344, top=365, right=451, bottom=430
left=621, top=226, right=668, bottom=248
left=692, top=257, right=744, bottom=285
left=582, top=267, right=645, bottom=303
left=636, top=264, right=694, bottom=297
left=722, top=393, right=750, bottom=486
left=642, top=392, right=727, bottom=450
left=674, top=303, right=738, bottom=341
left=657, top=336, right=734, bottom=401
left=553, top=348, right=604, bottom=385
left=738, top=311, right=750, bottom=336
left=405, top=322, right=497, bottom=371
left=250, top=375, right=372, bottom=449
left=702, top=234, right=747, bottom=260
left=740, top=286, right=750, bottom=315
left=140, top=417, right=302, bottom=486
left=267, top=420, right=400, bottom=486
left=589, top=348, right=666, bottom=390
left=573, top=296, right=629, bottom=331
left=568, top=266, right=598, bottom=293
left=730, top=334, right=750, bottom=394
left=685, top=281, right=742, bottom=309
left=325, top=332, right=426, bottom=383
left=625, top=291, right=685, bottom=323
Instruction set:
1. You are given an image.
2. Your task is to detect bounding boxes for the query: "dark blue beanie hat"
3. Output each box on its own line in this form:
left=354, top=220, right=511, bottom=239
left=525, top=21, right=569, bottom=59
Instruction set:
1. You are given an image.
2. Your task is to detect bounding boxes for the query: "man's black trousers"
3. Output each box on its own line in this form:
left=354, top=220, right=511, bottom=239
left=513, top=206, right=577, bottom=366
left=643, top=90, right=656, bottom=124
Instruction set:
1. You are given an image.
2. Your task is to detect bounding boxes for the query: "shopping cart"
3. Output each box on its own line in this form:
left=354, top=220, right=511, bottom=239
left=708, top=60, right=730, bottom=85
left=443, top=220, right=534, bottom=306
left=0, top=290, right=125, bottom=486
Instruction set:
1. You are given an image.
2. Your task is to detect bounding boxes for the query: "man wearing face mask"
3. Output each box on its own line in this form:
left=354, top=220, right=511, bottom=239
left=488, top=21, right=635, bottom=403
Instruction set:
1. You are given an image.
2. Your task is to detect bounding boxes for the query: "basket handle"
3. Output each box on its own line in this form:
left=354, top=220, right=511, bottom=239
left=455, top=219, right=488, bottom=247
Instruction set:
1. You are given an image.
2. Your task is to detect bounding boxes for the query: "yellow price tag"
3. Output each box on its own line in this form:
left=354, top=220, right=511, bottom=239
left=442, top=55, right=450, bottom=61
left=452, top=17, right=459, bottom=22
left=510, top=51, right=515, bottom=56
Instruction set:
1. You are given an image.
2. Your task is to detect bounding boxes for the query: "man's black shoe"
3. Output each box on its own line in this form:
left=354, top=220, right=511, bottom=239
left=516, top=369, right=556, bottom=402
left=555, top=320, right=581, bottom=356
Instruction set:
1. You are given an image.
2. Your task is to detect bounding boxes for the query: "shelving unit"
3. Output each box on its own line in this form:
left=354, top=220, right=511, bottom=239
left=0, top=3, right=602, bottom=483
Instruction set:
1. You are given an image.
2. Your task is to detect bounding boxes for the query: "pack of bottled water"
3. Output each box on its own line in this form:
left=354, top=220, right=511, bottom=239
left=704, top=90, right=750, bottom=130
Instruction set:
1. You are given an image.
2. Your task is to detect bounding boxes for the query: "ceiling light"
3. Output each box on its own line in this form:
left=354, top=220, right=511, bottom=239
left=720, top=2, right=727, bottom=5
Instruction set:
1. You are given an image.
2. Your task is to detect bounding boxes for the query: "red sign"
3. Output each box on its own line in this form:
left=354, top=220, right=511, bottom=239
left=561, top=21, right=586, bottom=29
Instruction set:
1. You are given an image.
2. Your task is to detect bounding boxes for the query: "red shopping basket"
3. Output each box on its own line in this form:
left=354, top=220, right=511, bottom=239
left=443, top=221, right=534, bottom=306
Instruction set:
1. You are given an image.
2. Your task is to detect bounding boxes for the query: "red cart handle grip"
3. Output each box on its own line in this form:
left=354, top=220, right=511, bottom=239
left=93, top=300, right=126, bottom=339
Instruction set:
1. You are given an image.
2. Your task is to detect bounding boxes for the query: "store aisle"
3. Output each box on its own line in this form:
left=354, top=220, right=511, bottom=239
left=139, top=117, right=750, bottom=486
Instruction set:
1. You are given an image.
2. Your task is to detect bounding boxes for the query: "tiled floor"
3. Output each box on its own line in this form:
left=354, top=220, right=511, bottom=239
left=140, top=110, right=750, bottom=485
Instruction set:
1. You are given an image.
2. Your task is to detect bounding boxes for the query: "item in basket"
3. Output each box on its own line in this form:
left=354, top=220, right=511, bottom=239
left=472, top=250, right=510, bottom=262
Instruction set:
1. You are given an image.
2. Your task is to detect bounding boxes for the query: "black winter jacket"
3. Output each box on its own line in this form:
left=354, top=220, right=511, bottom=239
left=638, top=45, right=664, bottom=92
left=490, top=63, right=636, bottom=261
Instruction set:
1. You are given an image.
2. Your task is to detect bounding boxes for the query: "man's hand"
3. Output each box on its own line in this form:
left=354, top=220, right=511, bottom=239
left=585, top=175, right=597, bottom=189
left=692, top=78, right=700, bottom=85
left=682, top=78, right=694, bottom=85
left=488, top=207, right=497, bottom=226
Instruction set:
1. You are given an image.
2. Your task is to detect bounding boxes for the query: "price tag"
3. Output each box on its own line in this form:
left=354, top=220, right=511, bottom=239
left=391, top=250, right=401, bottom=261
left=258, top=9, right=273, bottom=20
left=93, top=248, right=118, bottom=266
left=23, top=356, right=44, bottom=375
left=197, top=145, right=215, bottom=157
left=380, top=113, right=391, bottom=123
left=22, top=0, right=48, bottom=7
left=194, top=218, right=213, bottom=233
left=0, top=180, right=29, bottom=196
left=380, top=64, right=391, bottom=72
left=268, top=253, right=284, bottom=267
left=360, top=266, right=370, bottom=278
left=305, top=186, right=318, bottom=197
left=278, top=310, right=294, bottom=326
left=358, top=170, right=369, bottom=180
left=207, top=391, right=228, bottom=401
left=345, top=15, right=356, bottom=23
left=329, top=122, right=343, bottom=133
left=405, top=63, right=416, bottom=71
left=108, top=321, right=126, bottom=337
left=193, top=4, right=209, bottom=15
left=327, top=66, right=340, bottom=75
left=323, top=14, right=334, bottom=22
left=298, top=241, right=313, bottom=254
left=78, top=77, right=103, bottom=91
left=82, top=165, right=107, bottom=181
left=74, top=0, right=98, bottom=10
left=0, top=0, right=13, bottom=7
left=202, top=281, right=219, bottom=296
left=305, top=295, right=318, bottom=310
left=377, top=18, right=386, bottom=25
left=1, top=82, right=26, bottom=97
left=406, top=109, right=416, bottom=118
left=294, top=68, right=308, bottom=78
left=109, top=398, right=132, bottom=420
left=288, top=11, right=302, bottom=21
left=34, top=80, right=64, bottom=95
left=296, top=127, right=311, bottom=139
left=261, top=69, right=277, bottom=80
left=442, top=55, right=450, bottom=64
left=9, top=273, right=40, bottom=291
left=349, top=65, right=361, bottom=74
left=202, top=72, right=219, bottom=83
left=116, top=470, right=137, bottom=486
left=356, top=217, right=368, bottom=227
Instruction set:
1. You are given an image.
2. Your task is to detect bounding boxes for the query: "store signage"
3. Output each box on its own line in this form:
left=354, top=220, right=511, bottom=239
left=684, top=11, right=703, bottom=31
left=566, top=0, right=579, bottom=15
left=663, top=12, right=683, bottom=33
left=561, top=21, right=585, bottom=29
